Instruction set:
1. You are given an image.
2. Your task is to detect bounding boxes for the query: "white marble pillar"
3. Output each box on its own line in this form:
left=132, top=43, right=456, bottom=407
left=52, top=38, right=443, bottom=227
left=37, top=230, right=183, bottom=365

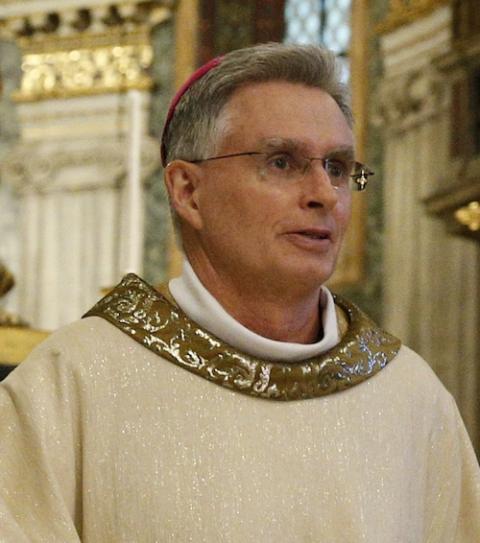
left=1, top=93, right=158, bottom=330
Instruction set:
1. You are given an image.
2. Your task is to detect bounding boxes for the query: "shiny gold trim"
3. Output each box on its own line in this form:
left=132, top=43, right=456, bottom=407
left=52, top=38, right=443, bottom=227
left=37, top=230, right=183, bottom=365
left=13, top=42, right=153, bottom=102
left=377, top=0, right=449, bottom=34
left=83, top=274, right=401, bottom=401
left=455, top=201, right=480, bottom=231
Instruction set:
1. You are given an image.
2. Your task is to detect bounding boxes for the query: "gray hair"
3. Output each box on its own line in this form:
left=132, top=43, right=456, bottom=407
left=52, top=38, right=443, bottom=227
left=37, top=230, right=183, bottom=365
left=163, top=42, right=352, bottom=164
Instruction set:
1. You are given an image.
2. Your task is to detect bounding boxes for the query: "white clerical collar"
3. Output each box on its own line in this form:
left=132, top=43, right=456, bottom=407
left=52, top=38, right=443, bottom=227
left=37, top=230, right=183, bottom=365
left=169, top=260, right=340, bottom=362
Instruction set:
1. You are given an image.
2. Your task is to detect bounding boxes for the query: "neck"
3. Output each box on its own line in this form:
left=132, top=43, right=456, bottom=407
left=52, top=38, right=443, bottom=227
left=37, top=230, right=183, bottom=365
left=185, top=253, right=323, bottom=344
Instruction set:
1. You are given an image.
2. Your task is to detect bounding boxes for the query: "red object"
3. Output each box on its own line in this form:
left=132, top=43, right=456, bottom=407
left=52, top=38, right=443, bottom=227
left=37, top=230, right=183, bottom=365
left=161, top=56, right=223, bottom=166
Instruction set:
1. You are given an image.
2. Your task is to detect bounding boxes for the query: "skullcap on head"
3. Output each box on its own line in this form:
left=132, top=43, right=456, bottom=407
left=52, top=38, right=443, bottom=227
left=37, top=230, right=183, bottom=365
left=160, top=56, right=223, bottom=167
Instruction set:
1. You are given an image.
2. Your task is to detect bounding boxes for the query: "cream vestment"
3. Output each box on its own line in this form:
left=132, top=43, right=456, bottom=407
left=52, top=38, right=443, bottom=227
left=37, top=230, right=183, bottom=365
left=1, top=268, right=479, bottom=542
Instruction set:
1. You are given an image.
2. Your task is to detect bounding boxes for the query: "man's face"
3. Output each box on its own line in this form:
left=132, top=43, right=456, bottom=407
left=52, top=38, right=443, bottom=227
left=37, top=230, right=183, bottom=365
left=192, top=81, right=353, bottom=293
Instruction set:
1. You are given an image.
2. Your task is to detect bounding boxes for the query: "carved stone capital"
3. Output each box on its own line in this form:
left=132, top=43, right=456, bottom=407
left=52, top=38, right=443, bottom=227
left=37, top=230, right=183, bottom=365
left=374, top=66, right=448, bottom=131
left=1, top=137, right=159, bottom=195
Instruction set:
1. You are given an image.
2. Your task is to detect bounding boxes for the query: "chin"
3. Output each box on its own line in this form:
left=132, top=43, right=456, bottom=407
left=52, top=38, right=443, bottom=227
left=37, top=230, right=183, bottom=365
left=278, top=261, right=336, bottom=290
left=282, top=247, right=339, bottom=284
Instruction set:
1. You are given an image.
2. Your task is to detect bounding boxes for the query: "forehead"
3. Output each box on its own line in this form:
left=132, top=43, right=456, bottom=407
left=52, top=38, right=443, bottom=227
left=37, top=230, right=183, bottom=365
left=216, top=80, right=354, bottom=153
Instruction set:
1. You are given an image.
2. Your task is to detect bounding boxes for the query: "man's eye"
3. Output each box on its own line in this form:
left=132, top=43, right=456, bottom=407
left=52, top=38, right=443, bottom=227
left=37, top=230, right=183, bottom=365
left=325, top=159, right=348, bottom=178
left=267, top=153, right=294, bottom=171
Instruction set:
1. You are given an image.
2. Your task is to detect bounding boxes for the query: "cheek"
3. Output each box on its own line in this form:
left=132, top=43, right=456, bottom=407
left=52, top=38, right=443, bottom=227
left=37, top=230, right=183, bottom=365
left=335, top=194, right=352, bottom=233
left=200, top=175, right=267, bottom=220
left=197, top=180, right=256, bottom=238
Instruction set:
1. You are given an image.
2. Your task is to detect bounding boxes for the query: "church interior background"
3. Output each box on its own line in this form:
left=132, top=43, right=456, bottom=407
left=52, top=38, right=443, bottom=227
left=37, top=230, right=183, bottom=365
left=0, top=0, right=479, bottom=455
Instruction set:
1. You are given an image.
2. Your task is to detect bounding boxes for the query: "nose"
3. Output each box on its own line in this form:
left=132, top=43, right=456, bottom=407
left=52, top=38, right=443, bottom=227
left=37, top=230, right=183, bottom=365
left=300, top=161, right=339, bottom=211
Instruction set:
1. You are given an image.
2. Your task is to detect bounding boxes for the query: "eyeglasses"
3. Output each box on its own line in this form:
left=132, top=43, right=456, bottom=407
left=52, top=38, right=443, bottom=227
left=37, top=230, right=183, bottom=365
left=190, top=150, right=374, bottom=191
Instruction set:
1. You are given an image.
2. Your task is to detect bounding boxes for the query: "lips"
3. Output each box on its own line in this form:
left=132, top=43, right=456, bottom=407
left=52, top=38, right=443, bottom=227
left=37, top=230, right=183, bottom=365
left=290, top=228, right=332, bottom=240
left=283, top=228, right=334, bottom=252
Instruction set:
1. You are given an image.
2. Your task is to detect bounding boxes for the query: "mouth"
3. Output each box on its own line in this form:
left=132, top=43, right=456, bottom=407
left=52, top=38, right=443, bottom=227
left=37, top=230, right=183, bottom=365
left=283, top=228, right=334, bottom=252
left=291, top=229, right=332, bottom=240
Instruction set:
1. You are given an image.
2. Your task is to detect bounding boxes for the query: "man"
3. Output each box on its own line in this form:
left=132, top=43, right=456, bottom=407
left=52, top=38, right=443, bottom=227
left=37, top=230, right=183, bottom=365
left=1, top=43, right=479, bottom=542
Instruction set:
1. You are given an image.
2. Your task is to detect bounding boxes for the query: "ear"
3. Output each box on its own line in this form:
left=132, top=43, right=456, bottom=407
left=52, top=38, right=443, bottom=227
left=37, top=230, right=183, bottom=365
left=164, top=160, right=204, bottom=230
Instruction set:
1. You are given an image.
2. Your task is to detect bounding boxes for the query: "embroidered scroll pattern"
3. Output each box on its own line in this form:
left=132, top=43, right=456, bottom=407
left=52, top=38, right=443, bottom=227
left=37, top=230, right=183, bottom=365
left=84, top=274, right=401, bottom=401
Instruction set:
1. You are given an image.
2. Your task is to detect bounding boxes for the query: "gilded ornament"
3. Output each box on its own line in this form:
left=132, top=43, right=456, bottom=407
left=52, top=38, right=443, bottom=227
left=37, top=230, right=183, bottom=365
left=0, top=1, right=173, bottom=101
left=454, top=201, right=480, bottom=232
left=13, top=43, right=154, bottom=102
left=84, top=274, right=402, bottom=401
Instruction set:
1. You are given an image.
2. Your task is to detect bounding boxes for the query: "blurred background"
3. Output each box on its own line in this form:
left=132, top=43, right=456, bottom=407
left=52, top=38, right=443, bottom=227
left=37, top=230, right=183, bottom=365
left=0, top=0, right=479, bottom=454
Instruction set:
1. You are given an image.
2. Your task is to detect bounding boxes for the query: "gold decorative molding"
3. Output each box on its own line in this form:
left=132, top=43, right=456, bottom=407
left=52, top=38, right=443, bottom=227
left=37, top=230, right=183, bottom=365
left=0, top=1, right=174, bottom=101
left=14, top=41, right=153, bottom=102
left=455, top=201, right=480, bottom=232
left=377, top=0, right=449, bottom=34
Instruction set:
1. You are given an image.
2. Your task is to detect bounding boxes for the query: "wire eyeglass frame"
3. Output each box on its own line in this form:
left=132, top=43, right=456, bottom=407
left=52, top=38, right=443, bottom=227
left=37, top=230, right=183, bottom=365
left=189, top=150, right=374, bottom=191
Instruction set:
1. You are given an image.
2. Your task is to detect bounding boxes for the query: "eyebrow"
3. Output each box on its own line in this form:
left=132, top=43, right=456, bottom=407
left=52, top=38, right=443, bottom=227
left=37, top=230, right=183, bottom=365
left=325, top=146, right=356, bottom=161
left=258, top=137, right=355, bottom=160
left=259, top=137, right=303, bottom=153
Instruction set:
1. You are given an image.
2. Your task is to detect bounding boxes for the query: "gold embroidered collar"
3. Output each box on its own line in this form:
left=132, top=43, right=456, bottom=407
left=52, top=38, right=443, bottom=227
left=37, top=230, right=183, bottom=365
left=83, top=274, right=401, bottom=401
